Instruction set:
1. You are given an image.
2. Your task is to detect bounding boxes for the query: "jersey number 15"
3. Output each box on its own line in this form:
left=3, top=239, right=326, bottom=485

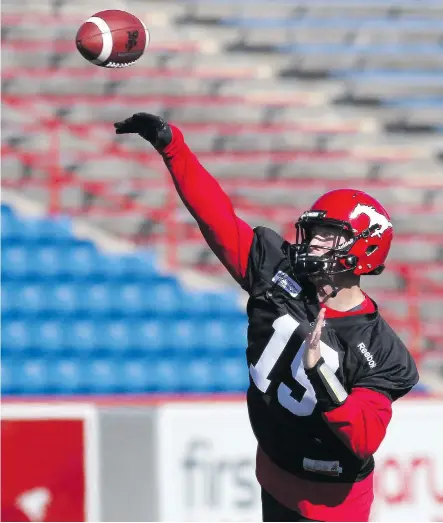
left=249, top=314, right=339, bottom=416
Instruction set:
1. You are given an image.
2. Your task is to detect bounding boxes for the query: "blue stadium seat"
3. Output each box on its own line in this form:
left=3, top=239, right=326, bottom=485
left=18, top=359, right=49, bottom=394
left=48, top=283, right=80, bottom=314
left=1, top=359, right=17, bottom=394
left=107, top=281, right=182, bottom=316
left=100, top=253, right=158, bottom=280
left=31, top=245, right=63, bottom=277
left=2, top=244, right=30, bottom=278
left=97, top=320, right=132, bottom=354
left=226, top=319, right=249, bottom=351
left=132, top=320, right=168, bottom=353
left=64, top=320, right=99, bottom=354
left=149, top=359, right=182, bottom=392
left=181, top=292, right=211, bottom=316
left=120, top=359, right=153, bottom=392
left=207, top=292, right=243, bottom=316
left=82, top=283, right=114, bottom=315
left=200, top=319, right=230, bottom=352
left=169, top=319, right=201, bottom=354
left=2, top=215, right=71, bottom=243
left=1, top=282, right=17, bottom=316
left=113, top=283, right=145, bottom=315
left=62, top=243, right=102, bottom=278
left=181, top=291, right=242, bottom=317
left=144, top=282, right=183, bottom=315
left=125, top=253, right=158, bottom=277
left=16, top=284, right=49, bottom=315
left=1, top=211, right=20, bottom=241
left=32, top=320, right=65, bottom=353
left=50, top=359, right=85, bottom=394
left=84, top=359, right=120, bottom=393
left=32, top=217, right=72, bottom=242
left=21, top=219, right=59, bottom=242
left=216, top=358, right=248, bottom=392
left=181, top=358, right=216, bottom=393
left=2, top=320, right=31, bottom=353
left=97, top=255, right=129, bottom=280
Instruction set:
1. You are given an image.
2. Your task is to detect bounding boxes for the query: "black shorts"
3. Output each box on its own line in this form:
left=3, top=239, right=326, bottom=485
left=261, top=489, right=319, bottom=522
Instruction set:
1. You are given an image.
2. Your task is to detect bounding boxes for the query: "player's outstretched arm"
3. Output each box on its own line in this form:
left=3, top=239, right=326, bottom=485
left=114, top=113, right=254, bottom=287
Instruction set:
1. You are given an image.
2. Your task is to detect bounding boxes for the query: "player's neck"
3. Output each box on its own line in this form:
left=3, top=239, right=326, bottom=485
left=319, top=285, right=365, bottom=311
left=315, top=273, right=365, bottom=311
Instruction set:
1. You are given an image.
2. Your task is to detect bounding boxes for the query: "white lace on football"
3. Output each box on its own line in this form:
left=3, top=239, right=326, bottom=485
left=105, top=60, right=138, bottom=68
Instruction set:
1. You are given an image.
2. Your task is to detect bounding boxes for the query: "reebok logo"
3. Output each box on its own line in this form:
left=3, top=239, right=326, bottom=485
left=357, top=343, right=376, bottom=368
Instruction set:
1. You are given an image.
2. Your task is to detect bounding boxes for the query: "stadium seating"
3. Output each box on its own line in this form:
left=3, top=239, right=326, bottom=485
left=1, top=0, right=442, bottom=387
left=1, top=204, right=249, bottom=395
left=2, top=1, right=442, bottom=247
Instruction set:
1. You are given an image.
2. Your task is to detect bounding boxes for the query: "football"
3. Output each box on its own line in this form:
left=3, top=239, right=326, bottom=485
left=76, top=9, right=149, bottom=68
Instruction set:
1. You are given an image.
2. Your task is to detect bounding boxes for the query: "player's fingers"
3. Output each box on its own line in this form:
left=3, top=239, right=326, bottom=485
left=114, top=116, right=133, bottom=126
left=305, top=328, right=318, bottom=349
left=114, top=113, right=158, bottom=134
left=114, top=118, right=135, bottom=133
left=309, top=329, right=321, bottom=347
left=313, top=308, right=326, bottom=335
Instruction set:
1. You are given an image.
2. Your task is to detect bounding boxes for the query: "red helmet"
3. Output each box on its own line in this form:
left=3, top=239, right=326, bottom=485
left=294, top=189, right=393, bottom=276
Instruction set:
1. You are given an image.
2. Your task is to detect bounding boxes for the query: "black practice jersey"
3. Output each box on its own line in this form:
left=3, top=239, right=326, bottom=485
left=243, top=227, right=419, bottom=483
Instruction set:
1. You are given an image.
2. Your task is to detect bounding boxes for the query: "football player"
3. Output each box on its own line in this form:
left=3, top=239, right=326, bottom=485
left=114, top=113, right=419, bottom=522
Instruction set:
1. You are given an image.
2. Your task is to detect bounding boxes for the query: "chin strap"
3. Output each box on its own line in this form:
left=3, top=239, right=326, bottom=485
left=325, top=284, right=338, bottom=299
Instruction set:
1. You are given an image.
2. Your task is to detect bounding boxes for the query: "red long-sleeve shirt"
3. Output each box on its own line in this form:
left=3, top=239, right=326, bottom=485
left=162, top=125, right=392, bottom=521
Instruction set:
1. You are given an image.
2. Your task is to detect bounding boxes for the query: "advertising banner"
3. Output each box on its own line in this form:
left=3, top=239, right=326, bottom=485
left=1, top=404, right=100, bottom=522
left=2, top=398, right=441, bottom=522
left=371, top=400, right=443, bottom=522
left=156, top=399, right=443, bottom=522
left=157, top=402, right=262, bottom=522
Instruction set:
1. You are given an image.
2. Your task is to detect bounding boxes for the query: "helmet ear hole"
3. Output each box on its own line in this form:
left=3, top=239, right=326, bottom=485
left=344, top=255, right=358, bottom=268
left=366, top=245, right=378, bottom=256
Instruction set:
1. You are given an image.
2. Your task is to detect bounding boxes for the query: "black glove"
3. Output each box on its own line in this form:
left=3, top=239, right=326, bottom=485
left=114, top=113, right=172, bottom=151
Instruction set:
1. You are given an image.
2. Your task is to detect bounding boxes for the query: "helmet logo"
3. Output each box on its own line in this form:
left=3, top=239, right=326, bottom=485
left=350, top=204, right=392, bottom=238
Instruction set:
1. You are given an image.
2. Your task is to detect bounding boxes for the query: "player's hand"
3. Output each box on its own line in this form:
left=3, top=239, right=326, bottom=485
left=114, top=113, right=172, bottom=151
left=304, top=308, right=326, bottom=370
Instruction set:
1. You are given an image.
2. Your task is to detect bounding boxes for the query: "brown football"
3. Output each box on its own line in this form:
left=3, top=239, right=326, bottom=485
left=76, top=9, right=149, bottom=68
